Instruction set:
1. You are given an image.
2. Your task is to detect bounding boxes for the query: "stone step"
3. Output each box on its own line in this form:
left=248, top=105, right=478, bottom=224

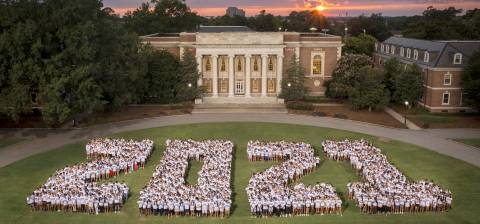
left=192, top=103, right=287, bottom=114
left=202, top=96, right=282, bottom=104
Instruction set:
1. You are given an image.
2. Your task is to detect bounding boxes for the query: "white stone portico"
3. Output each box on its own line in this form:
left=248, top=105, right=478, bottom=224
left=193, top=32, right=285, bottom=103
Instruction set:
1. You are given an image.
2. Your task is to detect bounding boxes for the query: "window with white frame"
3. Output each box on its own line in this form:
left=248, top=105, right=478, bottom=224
left=391, top=46, right=395, bottom=54
left=453, top=53, right=462, bottom=64
left=310, top=52, right=325, bottom=76
left=442, top=91, right=450, bottom=105
left=381, top=44, right=384, bottom=52
left=386, top=45, right=390, bottom=54
left=400, top=47, right=404, bottom=57
left=413, top=50, right=418, bottom=60
left=444, top=72, right=452, bottom=85
left=424, top=52, right=429, bottom=62
left=406, top=48, right=411, bottom=58
left=312, top=55, right=322, bottom=75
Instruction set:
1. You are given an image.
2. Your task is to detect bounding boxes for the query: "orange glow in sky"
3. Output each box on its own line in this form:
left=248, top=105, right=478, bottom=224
left=107, top=0, right=480, bottom=17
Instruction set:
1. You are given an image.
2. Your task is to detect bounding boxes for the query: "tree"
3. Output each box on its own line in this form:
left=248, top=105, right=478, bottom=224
left=284, top=10, right=328, bottom=32
left=247, top=10, right=282, bottom=31
left=0, top=0, right=147, bottom=125
left=325, top=54, right=372, bottom=99
left=348, top=67, right=390, bottom=111
left=343, top=34, right=377, bottom=56
left=175, top=50, right=202, bottom=101
left=347, top=14, right=392, bottom=41
left=280, top=55, right=308, bottom=101
left=402, top=7, right=465, bottom=40
left=383, top=58, right=403, bottom=96
left=393, top=65, right=423, bottom=106
left=462, top=50, right=480, bottom=110
left=123, top=0, right=204, bottom=35
left=142, top=50, right=179, bottom=103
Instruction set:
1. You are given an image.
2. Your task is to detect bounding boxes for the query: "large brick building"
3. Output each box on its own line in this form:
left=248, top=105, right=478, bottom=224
left=373, top=37, right=480, bottom=113
left=141, top=26, right=342, bottom=103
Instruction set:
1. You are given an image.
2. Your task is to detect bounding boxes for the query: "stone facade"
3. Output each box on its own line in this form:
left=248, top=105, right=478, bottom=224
left=142, top=27, right=342, bottom=103
left=373, top=37, right=480, bottom=113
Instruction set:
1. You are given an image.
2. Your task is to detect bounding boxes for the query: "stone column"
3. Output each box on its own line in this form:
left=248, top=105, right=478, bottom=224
left=261, top=54, right=268, bottom=97
left=276, top=55, right=284, bottom=95
left=212, top=55, right=218, bottom=97
left=295, top=46, right=300, bottom=61
left=245, top=54, right=251, bottom=97
left=196, top=55, right=203, bottom=87
left=228, top=54, right=235, bottom=97
left=179, top=47, right=185, bottom=60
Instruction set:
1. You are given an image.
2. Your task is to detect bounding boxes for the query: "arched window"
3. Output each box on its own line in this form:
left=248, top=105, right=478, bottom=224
left=253, top=58, right=259, bottom=71
left=205, top=58, right=211, bottom=71
left=312, top=55, right=322, bottom=75
left=406, top=48, right=411, bottom=58
left=413, top=50, right=419, bottom=60
left=220, top=58, right=226, bottom=71
left=400, top=47, right=405, bottom=57
left=268, top=58, right=274, bottom=71
left=391, top=46, right=395, bottom=54
left=237, top=58, right=242, bottom=72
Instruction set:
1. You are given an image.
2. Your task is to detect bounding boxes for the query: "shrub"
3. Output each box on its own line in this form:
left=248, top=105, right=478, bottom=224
left=286, top=101, right=314, bottom=111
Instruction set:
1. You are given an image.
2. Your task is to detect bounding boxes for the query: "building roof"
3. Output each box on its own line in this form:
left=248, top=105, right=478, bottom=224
left=198, top=25, right=252, bottom=33
left=378, top=37, right=480, bottom=68
left=384, top=36, right=446, bottom=52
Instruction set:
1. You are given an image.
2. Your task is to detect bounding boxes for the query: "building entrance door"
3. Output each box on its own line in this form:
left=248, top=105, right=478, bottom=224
left=235, top=80, right=245, bottom=95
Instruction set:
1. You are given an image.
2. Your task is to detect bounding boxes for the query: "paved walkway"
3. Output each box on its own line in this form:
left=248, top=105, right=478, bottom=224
left=384, top=107, right=422, bottom=130
left=1, top=113, right=479, bottom=168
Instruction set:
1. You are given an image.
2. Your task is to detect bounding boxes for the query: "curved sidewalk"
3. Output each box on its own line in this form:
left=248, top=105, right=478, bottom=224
left=1, top=113, right=479, bottom=168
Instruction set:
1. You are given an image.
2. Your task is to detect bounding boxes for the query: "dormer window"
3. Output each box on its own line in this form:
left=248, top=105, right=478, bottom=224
left=381, top=44, right=385, bottom=52
left=375, top=43, right=378, bottom=51
left=413, top=50, right=418, bottom=60
left=400, top=47, right=404, bottom=57
left=454, top=53, right=462, bottom=64
left=406, top=48, right=411, bottom=58
left=391, top=46, right=395, bottom=54
left=386, top=45, right=390, bottom=54
left=424, top=52, right=429, bottom=62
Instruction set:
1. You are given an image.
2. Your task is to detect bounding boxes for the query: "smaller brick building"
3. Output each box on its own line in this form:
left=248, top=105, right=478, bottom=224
left=373, top=37, right=480, bottom=113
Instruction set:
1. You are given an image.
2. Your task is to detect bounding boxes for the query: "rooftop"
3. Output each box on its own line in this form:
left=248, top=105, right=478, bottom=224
left=198, top=25, right=252, bottom=33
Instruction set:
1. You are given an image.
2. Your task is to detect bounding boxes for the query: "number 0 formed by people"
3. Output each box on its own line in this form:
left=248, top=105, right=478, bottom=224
left=26, top=138, right=154, bottom=214
left=138, top=139, right=234, bottom=217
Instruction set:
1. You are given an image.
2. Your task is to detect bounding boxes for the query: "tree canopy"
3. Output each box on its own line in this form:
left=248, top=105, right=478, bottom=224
left=343, top=34, right=377, bottom=56
left=461, top=50, right=480, bottom=110
left=280, top=55, right=308, bottom=101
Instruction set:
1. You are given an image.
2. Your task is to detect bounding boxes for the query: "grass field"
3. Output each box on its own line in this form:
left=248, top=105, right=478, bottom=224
left=455, top=139, right=480, bottom=148
left=0, top=123, right=479, bottom=224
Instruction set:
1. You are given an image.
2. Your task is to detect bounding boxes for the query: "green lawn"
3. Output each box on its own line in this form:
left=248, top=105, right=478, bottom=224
left=0, top=138, right=24, bottom=150
left=455, top=139, right=480, bottom=148
left=0, top=123, right=479, bottom=224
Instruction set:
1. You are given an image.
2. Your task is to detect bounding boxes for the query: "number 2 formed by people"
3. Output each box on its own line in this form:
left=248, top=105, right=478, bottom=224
left=246, top=140, right=342, bottom=217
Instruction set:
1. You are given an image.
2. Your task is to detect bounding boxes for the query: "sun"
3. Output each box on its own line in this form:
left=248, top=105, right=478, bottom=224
left=315, top=5, right=326, bottom=11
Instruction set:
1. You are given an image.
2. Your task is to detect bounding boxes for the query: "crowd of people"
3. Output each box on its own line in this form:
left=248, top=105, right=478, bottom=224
left=138, top=139, right=233, bottom=217
left=322, top=139, right=452, bottom=214
left=246, top=141, right=342, bottom=217
left=26, top=138, right=154, bottom=214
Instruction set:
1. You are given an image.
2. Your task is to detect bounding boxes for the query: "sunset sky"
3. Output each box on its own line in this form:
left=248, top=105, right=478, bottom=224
left=103, top=0, right=480, bottom=17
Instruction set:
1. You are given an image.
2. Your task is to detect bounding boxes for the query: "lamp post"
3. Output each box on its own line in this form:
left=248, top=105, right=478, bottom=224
left=404, top=101, right=409, bottom=126
left=287, top=82, right=292, bottom=88
left=188, top=83, right=192, bottom=88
